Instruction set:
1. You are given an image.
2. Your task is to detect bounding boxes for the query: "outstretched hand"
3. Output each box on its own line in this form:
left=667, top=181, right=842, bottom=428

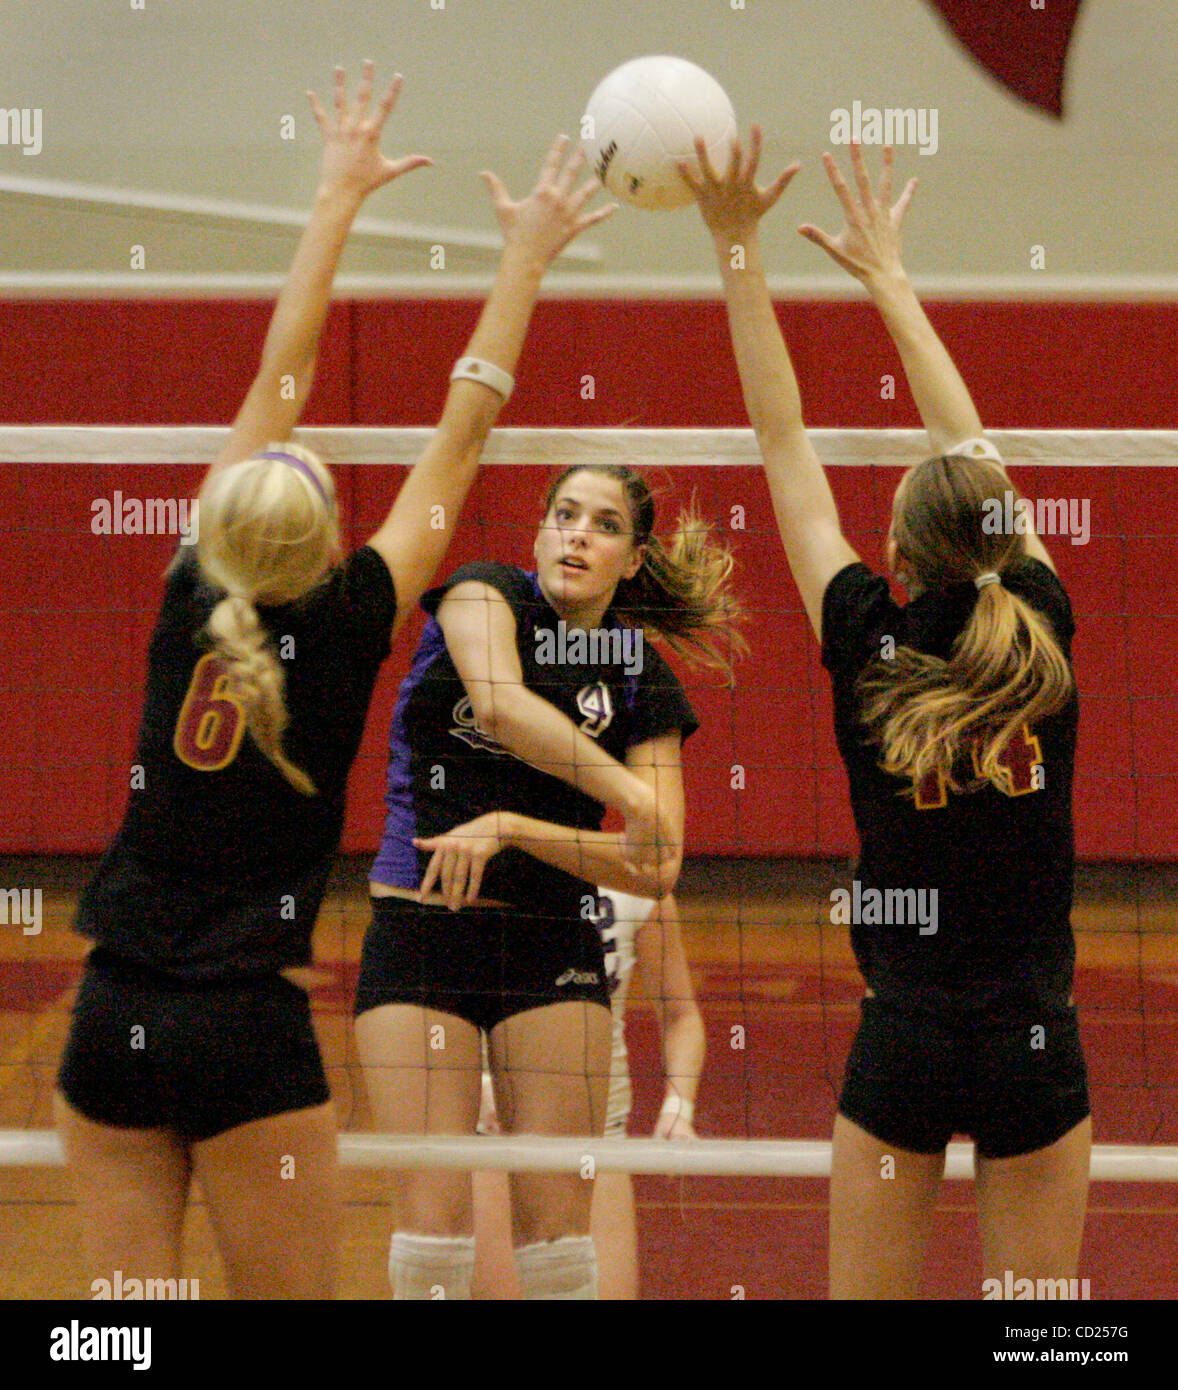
left=308, top=61, right=432, bottom=200
left=798, top=144, right=917, bottom=287
left=678, top=125, right=799, bottom=242
left=482, top=135, right=617, bottom=268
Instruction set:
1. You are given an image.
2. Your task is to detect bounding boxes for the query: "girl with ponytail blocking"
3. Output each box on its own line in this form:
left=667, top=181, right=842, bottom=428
left=54, top=66, right=615, bottom=1300
left=686, top=132, right=1090, bottom=1300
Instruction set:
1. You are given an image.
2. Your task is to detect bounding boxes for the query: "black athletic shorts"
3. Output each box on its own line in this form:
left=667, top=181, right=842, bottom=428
left=838, top=996, right=1090, bottom=1160
left=57, top=948, right=330, bottom=1142
left=354, top=895, right=611, bottom=1032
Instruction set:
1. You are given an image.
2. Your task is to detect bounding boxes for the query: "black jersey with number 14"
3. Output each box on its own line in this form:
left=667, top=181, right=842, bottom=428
left=821, top=557, right=1078, bottom=1017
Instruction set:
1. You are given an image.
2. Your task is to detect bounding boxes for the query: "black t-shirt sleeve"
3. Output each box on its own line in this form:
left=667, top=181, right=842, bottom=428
left=1009, top=558, right=1075, bottom=659
left=420, top=561, right=533, bottom=619
left=626, top=646, right=700, bottom=748
left=821, top=563, right=899, bottom=681
left=332, top=545, right=399, bottom=662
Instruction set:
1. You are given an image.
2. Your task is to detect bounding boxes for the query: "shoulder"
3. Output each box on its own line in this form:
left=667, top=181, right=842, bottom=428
left=821, top=562, right=899, bottom=673
left=626, top=637, right=700, bottom=745
left=303, top=544, right=399, bottom=639
left=1005, top=556, right=1075, bottom=651
left=421, top=562, right=535, bottom=619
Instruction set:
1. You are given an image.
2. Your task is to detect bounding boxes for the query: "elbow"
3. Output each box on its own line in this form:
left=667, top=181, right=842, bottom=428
left=468, top=685, right=526, bottom=746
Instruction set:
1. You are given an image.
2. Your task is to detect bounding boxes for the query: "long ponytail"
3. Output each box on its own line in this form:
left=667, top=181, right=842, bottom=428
left=195, top=443, right=339, bottom=795
left=857, top=454, right=1074, bottom=794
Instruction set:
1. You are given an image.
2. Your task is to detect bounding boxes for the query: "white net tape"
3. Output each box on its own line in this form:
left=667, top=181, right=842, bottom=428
left=1, top=426, right=1177, bottom=467
left=2, top=1131, right=1176, bottom=1181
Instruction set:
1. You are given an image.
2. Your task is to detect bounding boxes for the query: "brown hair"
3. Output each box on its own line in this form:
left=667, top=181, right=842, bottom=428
left=857, top=454, right=1074, bottom=794
left=543, top=464, right=746, bottom=681
left=196, top=443, right=340, bottom=795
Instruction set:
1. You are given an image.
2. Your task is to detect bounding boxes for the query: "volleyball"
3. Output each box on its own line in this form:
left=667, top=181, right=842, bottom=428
left=581, top=55, right=737, bottom=211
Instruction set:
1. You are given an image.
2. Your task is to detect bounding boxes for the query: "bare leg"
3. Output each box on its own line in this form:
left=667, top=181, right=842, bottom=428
left=490, top=1001, right=611, bottom=1247
left=591, top=1170, right=639, bottom=1300
left=828, top=1113, right=945, bottom=1299
left=975, top=1117, right=1091, bottom=1293
left=190, top=1101, right=339, bottom=1299
left=54, top=1090, right=191, bottom=1293
left=355, top=1004, right=482, bottom=1233
left=471, top=1170, right=521, bottom=1299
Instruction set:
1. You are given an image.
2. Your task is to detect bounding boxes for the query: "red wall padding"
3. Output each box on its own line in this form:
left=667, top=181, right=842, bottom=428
left=2, top=298, right=1175, bottom=859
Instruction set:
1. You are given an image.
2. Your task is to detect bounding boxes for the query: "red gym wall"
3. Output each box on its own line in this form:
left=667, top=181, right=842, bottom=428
left=2, top=298, right=1176, bottom=859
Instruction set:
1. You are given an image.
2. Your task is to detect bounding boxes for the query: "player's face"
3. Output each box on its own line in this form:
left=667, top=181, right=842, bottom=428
left=533, top=472, right=646, bottom=622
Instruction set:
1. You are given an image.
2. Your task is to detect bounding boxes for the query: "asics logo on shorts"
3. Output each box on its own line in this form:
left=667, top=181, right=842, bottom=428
left=555, top=967, right=599, bottom=987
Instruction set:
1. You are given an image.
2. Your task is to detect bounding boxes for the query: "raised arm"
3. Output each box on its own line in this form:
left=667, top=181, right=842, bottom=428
left=682, top=130, right=858, bottom=640
left=800, top=145, right=1054, bottom=571
left=436, top=581, right=678, bottom=872
left=368, top=139, right=616, bottom=622
left=207, top=64, right=431, bottom=484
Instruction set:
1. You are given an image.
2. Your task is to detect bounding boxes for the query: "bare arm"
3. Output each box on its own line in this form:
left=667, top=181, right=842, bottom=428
left=633, top=895, right=705, bottom=1137
left=437, top=581, right=677, bottom=864
left=683, top=131, right=858, bottom=640
left=206, top=65, right=431, bottom=485
left=414, top=733, right=686, bottom=907
left=800, top=144, right=1055, bottom=572
left=367, top=140, right=617, bottom=625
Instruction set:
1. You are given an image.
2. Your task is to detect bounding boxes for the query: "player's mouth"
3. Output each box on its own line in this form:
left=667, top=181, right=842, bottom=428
left=558, top=555, right=589, bottom=572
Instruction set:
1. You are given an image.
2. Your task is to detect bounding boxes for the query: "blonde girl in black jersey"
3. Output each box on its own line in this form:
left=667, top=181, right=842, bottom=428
left=53, top=65, right=617, bottom=1299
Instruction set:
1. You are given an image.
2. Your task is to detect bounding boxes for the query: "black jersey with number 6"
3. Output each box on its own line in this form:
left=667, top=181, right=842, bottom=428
left=77, top=544, right=398, bottom=979
left=371, top=561, right=698, bottom=918
left=821, top=557, right=1078, bottom=1017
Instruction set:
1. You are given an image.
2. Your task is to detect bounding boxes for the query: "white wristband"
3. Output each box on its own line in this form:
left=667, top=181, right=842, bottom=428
left=659, top=1094, right=694, bottom=1126
left=450, top=356, right=514, bottom=402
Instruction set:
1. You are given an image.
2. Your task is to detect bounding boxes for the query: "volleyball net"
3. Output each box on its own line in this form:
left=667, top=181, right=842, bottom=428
left=1, top=427, right=1176, bottom=1202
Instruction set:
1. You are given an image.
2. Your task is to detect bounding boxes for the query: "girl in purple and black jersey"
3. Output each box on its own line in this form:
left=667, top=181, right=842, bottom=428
left=356, top=465, right=744, bottom=1299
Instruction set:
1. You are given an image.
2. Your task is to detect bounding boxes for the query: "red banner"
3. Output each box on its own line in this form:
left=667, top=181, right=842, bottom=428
left=924, top=0, right=1084, bottom=117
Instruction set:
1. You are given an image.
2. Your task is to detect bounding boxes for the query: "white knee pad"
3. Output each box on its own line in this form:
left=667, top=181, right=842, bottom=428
left=514, top=1235, right=598, bottom=1300
left=388, top=1232, right=475, bottom=1300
